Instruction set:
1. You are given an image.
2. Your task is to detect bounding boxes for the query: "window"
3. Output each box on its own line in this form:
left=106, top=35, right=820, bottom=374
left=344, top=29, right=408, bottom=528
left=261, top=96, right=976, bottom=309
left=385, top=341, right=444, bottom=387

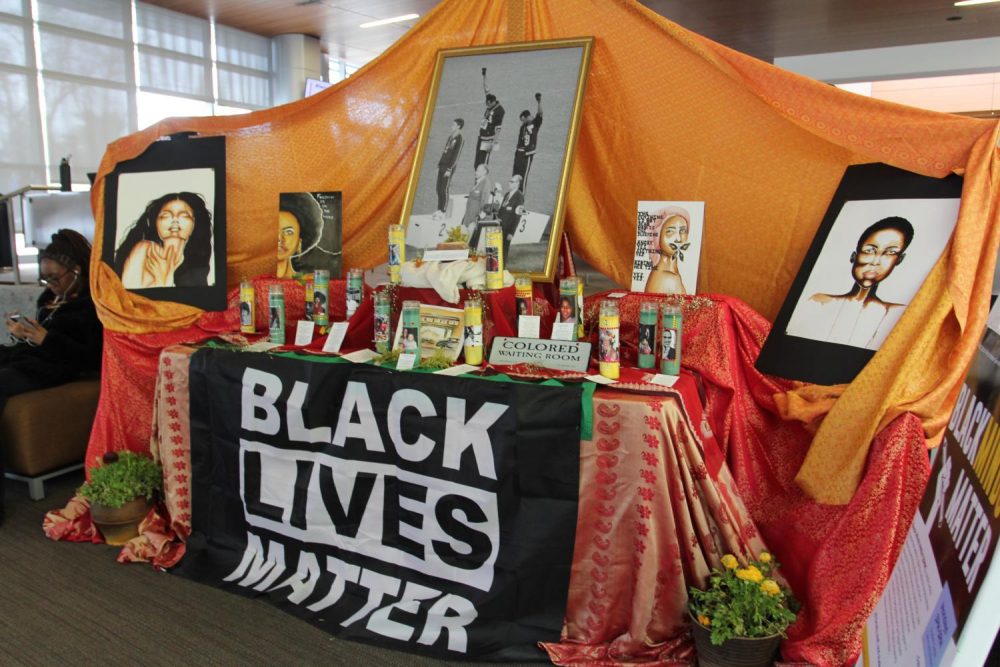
left=0, top=0, right=272, bottom=193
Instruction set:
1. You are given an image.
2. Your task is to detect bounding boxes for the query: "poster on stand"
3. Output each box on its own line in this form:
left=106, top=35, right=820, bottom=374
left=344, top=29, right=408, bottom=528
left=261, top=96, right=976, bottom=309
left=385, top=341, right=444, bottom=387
left=856, top=301, right=1000, bottom=667
left=277, top=191, right=343, bottom=279
left=176, top=349, right=582, bottom=661
left=399, top=38, right=593, bottom=282
left=101, top=134, right=227, bottom=310
left=630, top=201, right=704, bottom=294
left=756, top=163, right=962, bottom=385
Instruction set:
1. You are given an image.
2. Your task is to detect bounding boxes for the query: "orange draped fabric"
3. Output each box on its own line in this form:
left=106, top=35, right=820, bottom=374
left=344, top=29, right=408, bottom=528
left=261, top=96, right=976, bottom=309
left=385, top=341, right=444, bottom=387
left=87, top=0, right=995, bottom=515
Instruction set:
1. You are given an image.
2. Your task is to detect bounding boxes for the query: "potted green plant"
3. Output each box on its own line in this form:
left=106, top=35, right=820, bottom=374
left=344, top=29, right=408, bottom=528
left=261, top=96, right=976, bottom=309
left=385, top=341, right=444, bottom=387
left=78, top=451, right=162, bottom=546
left=687, top=552, right=798, bottom=667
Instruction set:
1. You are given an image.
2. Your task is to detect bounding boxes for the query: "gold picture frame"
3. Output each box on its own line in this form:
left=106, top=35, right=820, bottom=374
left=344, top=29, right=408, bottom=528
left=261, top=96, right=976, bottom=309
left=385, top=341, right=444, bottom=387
left=399, top=37, right=594, bottom=282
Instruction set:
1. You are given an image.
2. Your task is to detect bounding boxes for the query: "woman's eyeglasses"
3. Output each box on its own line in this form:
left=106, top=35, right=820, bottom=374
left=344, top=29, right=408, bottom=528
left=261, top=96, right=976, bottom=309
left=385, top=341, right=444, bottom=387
left=38, top=270, right=69, bottom=287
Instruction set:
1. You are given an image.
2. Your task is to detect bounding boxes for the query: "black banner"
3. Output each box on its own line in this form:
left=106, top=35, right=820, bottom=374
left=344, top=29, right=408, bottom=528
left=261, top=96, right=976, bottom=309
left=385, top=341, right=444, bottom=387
left=174, top=349, right=582, bottom=660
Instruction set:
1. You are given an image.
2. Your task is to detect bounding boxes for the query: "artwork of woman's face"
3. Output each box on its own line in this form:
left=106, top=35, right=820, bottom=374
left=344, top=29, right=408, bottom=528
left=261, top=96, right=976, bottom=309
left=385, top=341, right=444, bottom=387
left=278, top=211, right=302, bottom=261
left=657, top=214, right=689, bottom=258
left=156, top=199, right=195, bottom=242
left=852, top=227, right=907, bottom=288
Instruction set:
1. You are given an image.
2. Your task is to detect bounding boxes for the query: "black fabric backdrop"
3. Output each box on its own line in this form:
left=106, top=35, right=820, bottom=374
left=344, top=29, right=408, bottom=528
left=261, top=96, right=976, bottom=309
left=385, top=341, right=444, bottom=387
left=173, top=349, right=582, bottom=661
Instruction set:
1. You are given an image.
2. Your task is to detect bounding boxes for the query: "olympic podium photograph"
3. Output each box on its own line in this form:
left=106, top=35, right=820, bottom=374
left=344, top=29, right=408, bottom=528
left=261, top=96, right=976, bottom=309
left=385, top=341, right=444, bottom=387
left=400, top=38, right=593, bottom=281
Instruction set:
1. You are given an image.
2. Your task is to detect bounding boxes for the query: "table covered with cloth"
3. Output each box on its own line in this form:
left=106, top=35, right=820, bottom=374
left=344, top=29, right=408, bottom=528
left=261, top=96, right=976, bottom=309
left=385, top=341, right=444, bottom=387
left=118, top=343, right=760, bottom=666
left=44, top=290, right=931, bottom=666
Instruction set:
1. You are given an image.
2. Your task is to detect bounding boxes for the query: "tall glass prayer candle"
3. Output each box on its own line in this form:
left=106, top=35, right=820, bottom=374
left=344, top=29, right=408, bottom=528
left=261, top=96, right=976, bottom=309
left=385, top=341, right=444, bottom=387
left=239, top=278, right=255, bottom=334
left=268, top=284, right=285, bottom=345
left=313, top=269, right=330, bottom=327
left=374, top=291, right=391, bottom=354
left=346, top=268, right=363, bottom=319
left=303, top=275, right=314, bottom=322
left=388, top=224, right=405, bottom=285
left=464, top=297, right=484, bottom=365
left=484, top=223, right=504, bottom=290
left=638, top=301, right=658, bottom=369
left=660, top=303, right=682, bottom=375
left=400, top=300, right=421, bottom=364
left=599, top=299, right=620, bottom=380
left=576, top=277, right=586, bottom=339
left=514, top=275, right=533, bottom=317
left=558, top=277, right=580, bottom=331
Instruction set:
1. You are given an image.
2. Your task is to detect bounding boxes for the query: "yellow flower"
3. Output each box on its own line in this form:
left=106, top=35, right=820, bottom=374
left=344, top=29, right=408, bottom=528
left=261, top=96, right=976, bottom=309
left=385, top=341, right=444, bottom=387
left=736, top=565, right=764, bottom=583
left=761, top=579, right=781, bottom=596
left=698, top=615, right=711, bottom=627
left=759, top=552, right=772, bottom=564
left=721, top=554, right=739, bottom=570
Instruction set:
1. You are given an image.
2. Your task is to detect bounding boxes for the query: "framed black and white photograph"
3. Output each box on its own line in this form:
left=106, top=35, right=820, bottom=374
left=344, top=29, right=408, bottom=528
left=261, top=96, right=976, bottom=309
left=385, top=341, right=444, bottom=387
left=399, top=38, right=593, bottom=282
left=102, top=134, right=227, bottom=310
left=756, top=163, right=963, bottom=385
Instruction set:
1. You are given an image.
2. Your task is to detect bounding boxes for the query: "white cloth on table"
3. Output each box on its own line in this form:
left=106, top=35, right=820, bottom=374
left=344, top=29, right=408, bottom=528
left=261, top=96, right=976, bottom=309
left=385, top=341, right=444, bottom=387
left=400, top=259, right=513, bottom=303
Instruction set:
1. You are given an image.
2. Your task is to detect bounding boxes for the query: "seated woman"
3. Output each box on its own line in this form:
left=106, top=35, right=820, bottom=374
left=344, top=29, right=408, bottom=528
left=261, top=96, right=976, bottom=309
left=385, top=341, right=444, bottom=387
left=113, top=192, right=213, bottom=288
left=1, top=230, right=103, bottom=523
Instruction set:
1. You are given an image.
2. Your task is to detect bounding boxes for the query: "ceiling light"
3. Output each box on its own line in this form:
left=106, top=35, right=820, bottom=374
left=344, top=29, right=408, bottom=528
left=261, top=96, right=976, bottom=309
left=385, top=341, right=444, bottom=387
left=359, top=14, right=419, bottom=29
left=954, top=0, right=1000, bottom=6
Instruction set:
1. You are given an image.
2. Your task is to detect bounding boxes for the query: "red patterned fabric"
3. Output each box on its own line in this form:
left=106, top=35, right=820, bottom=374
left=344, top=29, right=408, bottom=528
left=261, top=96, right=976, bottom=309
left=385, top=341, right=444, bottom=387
left=543, top=385, right=766, bottom=665
left=582, top=292, right=930, bottom=666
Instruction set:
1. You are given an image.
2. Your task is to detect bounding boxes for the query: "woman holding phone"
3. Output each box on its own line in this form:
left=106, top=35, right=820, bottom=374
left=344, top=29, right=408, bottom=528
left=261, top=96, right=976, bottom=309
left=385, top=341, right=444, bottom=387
left=1, top=229, right=102, bottom=413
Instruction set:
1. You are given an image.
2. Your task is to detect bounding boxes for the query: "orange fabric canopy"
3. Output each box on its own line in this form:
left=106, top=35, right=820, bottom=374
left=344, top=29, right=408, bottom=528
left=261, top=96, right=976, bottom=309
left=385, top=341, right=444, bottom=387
left=88, top=0, right=1000, bottom=504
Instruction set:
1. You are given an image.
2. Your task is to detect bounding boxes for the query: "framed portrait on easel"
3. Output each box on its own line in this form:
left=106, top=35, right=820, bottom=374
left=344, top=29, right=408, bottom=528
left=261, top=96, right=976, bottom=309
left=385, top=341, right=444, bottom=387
left=399, top=37, right=594, bottom=282
left=756, top=163, right=963, bottom=385
left=101, top=133, right=227, bottom=311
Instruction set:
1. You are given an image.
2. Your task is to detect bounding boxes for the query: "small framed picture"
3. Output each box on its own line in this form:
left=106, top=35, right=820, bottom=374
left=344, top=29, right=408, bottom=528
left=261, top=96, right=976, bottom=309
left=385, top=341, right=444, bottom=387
left=756, top=163, right=963, bottom=385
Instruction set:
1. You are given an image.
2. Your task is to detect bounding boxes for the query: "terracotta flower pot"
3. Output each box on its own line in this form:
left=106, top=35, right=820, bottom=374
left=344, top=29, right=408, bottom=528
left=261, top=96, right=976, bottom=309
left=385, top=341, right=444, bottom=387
left=90, top=496, right=151, bottom=546
left=689, top=611, right=782, bottom=667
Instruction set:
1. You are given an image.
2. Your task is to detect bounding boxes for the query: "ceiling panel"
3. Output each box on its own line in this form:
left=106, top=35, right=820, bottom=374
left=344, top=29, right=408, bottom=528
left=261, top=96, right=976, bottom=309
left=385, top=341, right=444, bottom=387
left=142, top=0, right=1000, bottom=65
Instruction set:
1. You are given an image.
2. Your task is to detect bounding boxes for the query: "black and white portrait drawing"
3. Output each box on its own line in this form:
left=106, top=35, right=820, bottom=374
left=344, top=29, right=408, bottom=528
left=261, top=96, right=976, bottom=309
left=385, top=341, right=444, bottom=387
left=785, top=198, right=959, bottom=350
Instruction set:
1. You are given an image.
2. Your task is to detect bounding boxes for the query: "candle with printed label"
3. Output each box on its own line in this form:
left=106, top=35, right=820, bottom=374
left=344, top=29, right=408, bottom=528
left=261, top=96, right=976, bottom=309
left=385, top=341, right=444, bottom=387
left=346, top=268, right=363, bottom=319
left=239, top=279, right=255, bottom=334
left=638, top=301, right=658, bottom=369
left=514, top=275, right=533, bottom=316
left=268, top=284, right=285, bottom=345
left=303, top=275, right=314, bottom=322
left=313, top=269, right=329, bottom=327
left=558, top=277, right=580, bottom=332
left=388, top=224, right=404, bottom=285
left=399, top=300, right=421, bottom=363
left=576, top=277, right=586, bottom=339
left=484, top=223, right=504, bottom=290
left=660, top=303, right=682, bottom=375
left=374, top=291, right=391, bottom=354
left=464, top=297, right=483, bottom=365
left=599, top=299, right=620, bottom=380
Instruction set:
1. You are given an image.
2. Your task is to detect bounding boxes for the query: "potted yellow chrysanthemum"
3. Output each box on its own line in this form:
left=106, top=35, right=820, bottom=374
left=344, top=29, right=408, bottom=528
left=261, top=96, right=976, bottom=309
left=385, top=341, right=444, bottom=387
left=687, top=552, right=798, bottom=667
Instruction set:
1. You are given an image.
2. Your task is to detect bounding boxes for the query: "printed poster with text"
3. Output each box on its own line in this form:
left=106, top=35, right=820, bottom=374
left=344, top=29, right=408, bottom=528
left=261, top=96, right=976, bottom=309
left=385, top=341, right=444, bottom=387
left=857, top=303, right=1000, bottom=667
left=630, top=201, right=704, bottom=295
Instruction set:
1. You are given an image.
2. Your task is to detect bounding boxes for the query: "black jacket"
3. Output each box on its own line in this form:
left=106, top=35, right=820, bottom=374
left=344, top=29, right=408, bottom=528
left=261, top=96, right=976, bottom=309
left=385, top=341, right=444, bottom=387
left=0, top=287, right=103, bottom=383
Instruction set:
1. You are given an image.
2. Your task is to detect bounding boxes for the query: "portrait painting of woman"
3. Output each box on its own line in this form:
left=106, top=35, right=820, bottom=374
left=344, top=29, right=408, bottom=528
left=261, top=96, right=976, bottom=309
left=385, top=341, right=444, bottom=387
left=631, top=201, right=704, bottom=295
left=114, top=192, right=214, bottom=289
left=278, top=192, right=343, bottom=278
